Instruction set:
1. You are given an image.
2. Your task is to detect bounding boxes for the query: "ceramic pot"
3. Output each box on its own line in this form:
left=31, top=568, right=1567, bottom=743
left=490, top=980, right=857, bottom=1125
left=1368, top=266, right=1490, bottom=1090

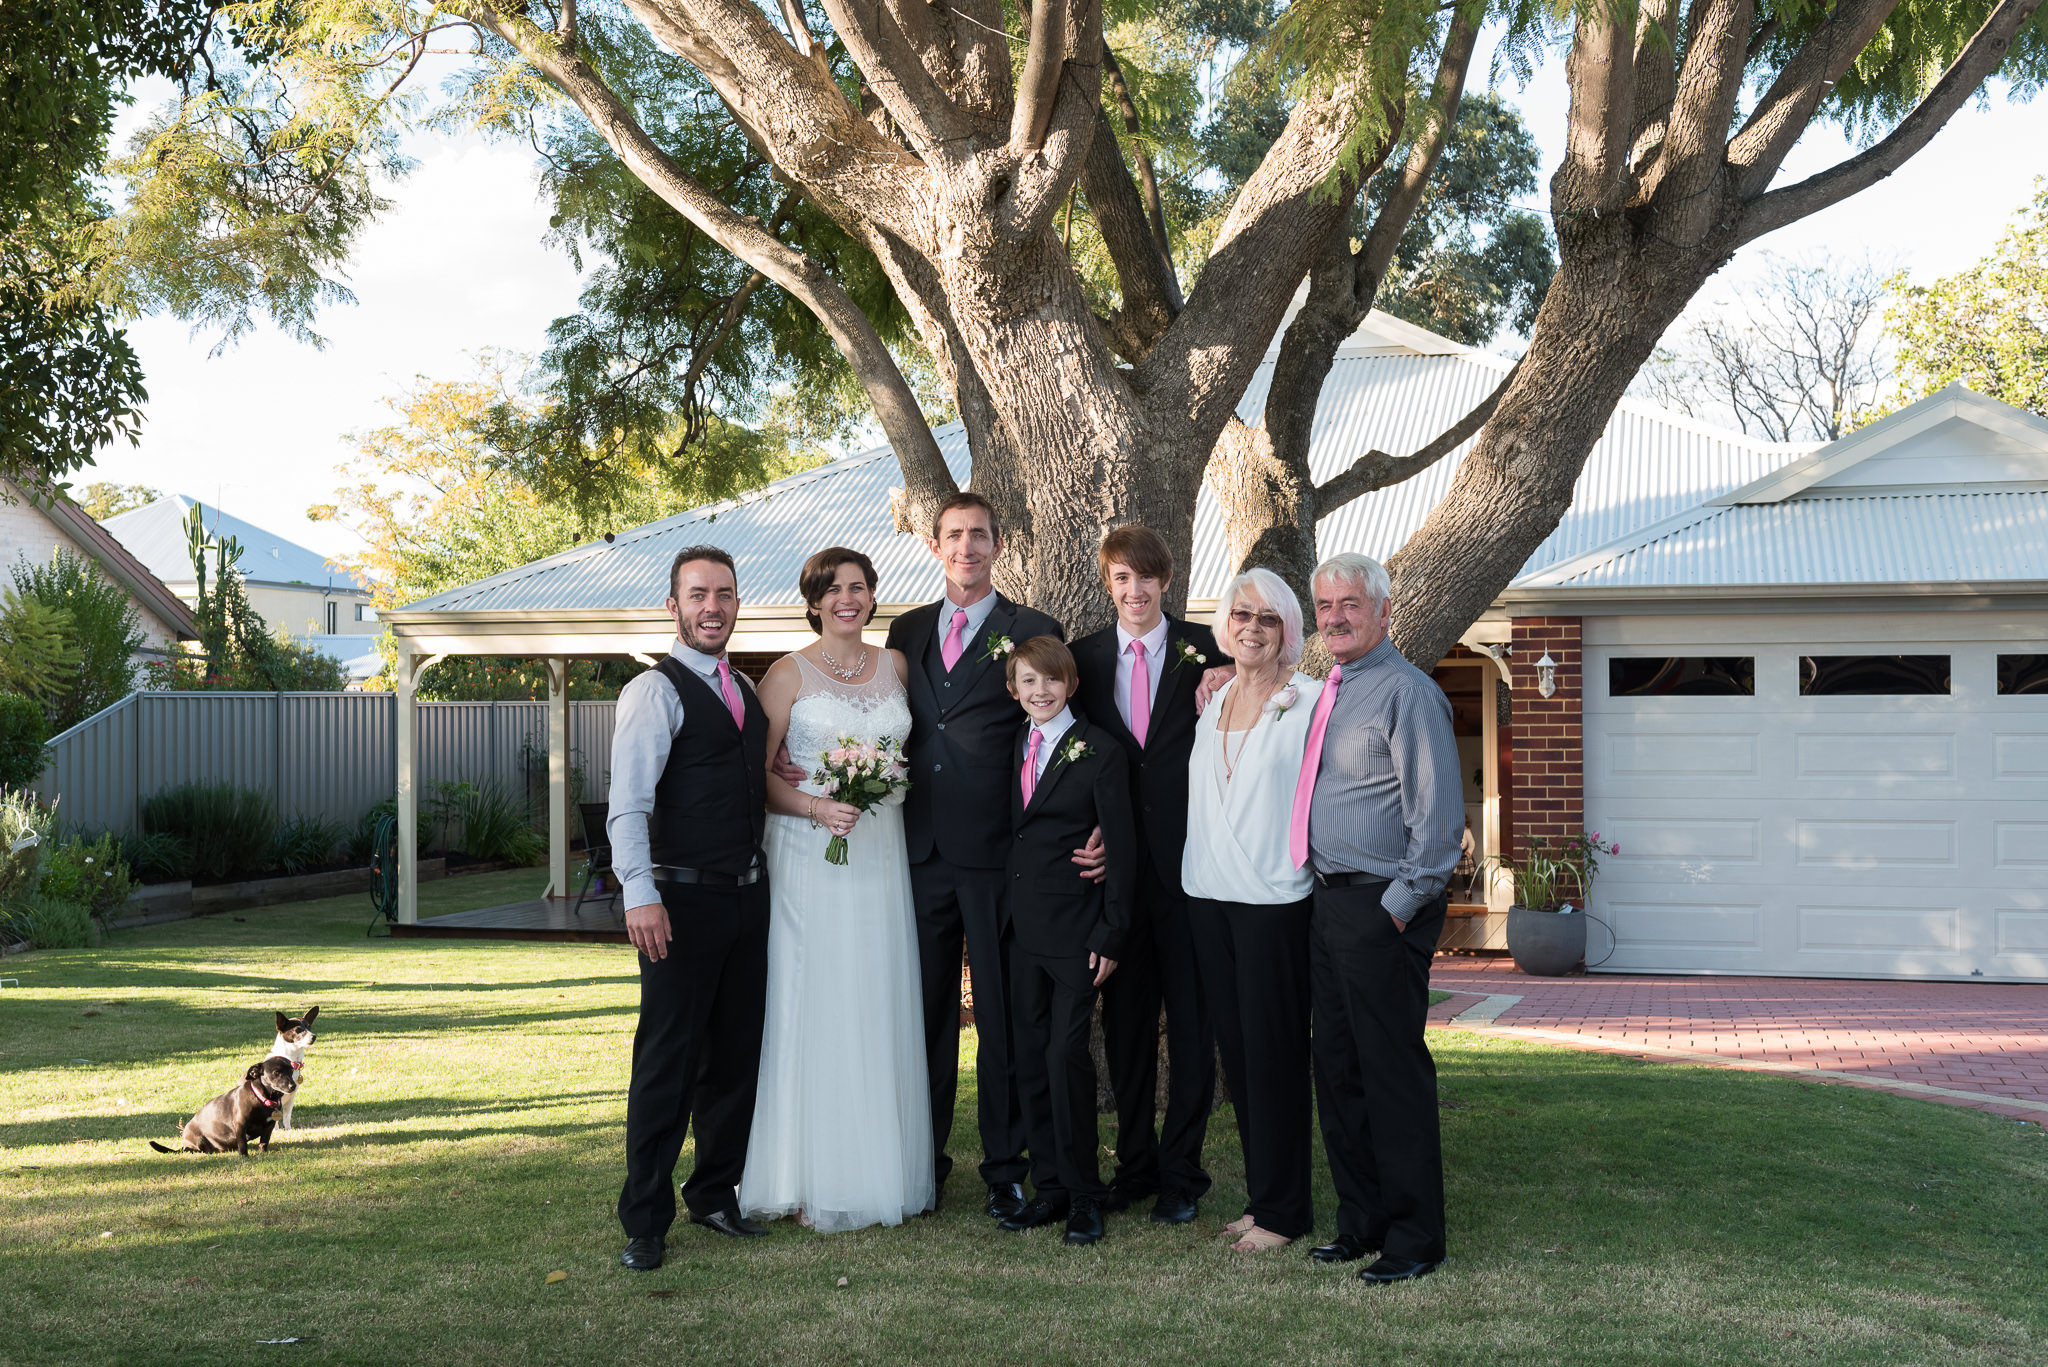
left=1507, top=904, right=1585, bottom=976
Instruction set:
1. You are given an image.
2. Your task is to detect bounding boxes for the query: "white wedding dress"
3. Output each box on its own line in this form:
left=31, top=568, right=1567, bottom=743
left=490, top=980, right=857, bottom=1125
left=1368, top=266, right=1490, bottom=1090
left=739, top=655, right=935, bottom=1230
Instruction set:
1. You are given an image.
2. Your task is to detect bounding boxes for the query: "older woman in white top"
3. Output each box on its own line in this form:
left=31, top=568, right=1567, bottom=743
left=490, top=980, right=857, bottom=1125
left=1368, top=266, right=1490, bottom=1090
left=1182, top=567, right=1322, bottom=1252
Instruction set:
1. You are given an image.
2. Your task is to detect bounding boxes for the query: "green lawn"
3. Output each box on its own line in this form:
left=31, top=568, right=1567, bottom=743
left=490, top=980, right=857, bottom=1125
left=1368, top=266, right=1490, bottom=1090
left=2, top=872, right=2043, bottom=1367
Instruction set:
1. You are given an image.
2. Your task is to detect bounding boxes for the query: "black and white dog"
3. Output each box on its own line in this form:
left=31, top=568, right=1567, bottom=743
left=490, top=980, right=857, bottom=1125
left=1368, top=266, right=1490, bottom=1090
left=265, top=1006, right=319, bottom=1131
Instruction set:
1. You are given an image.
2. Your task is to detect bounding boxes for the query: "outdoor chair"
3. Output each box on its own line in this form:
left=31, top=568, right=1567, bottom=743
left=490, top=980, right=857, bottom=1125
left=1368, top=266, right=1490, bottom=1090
left=571, top=802, right=615, bottom=917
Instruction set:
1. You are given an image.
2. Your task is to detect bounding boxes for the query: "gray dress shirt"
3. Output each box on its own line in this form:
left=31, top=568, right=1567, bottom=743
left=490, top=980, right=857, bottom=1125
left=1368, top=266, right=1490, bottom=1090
left=1307, top=637, right=1465, bottom=920
left=606, top=639, right=755, bottom=910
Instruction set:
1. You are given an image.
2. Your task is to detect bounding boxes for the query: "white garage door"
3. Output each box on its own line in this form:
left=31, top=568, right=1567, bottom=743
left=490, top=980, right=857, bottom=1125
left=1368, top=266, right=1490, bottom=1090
left=1583, top=615, right=2048, bottom=981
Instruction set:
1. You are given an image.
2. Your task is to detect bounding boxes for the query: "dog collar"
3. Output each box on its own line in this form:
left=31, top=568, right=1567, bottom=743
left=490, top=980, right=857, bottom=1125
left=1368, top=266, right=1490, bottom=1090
left=247, top=1081, right=280, bottom=1108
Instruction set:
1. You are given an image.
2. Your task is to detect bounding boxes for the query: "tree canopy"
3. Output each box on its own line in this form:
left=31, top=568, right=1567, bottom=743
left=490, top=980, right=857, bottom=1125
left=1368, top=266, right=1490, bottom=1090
left=1886, top=179, right=2048, bottom=417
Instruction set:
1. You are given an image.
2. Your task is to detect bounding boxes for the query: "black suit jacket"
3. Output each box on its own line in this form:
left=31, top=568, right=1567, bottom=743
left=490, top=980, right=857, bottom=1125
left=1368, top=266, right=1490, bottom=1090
left=1071, top=616, right=1219, bottom=889
left=1006, top=717, right=1136, bottom=961
left=888, top=593, right=1066, bottom=869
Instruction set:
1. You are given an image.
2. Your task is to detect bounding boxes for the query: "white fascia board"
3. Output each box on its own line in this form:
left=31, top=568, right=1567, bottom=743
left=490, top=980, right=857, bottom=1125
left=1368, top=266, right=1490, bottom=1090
left=1506, top=505, right=1732, bottom=590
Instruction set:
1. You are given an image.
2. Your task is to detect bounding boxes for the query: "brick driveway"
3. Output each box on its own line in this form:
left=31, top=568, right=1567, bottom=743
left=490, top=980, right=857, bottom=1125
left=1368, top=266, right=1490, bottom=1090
left=1426, top=956, right=2048, bottom=1121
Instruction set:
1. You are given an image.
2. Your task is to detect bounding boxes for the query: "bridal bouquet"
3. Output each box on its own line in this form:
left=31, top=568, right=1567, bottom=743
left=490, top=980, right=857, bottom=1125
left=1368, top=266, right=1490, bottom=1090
left=811, top=737, right=911, bottom=865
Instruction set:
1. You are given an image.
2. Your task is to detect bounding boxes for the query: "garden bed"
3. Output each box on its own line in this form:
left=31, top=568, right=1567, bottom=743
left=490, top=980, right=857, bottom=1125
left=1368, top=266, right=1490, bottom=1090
left=99, top=857, right=522, bottom=931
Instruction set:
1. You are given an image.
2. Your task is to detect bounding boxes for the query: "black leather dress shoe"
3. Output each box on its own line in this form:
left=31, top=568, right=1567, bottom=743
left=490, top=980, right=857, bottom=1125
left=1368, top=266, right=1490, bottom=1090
left=997, top=1197, right=1066, bottom=1232
left=1064, top=1198, right=1105, bottom=1247
left=619, top=1236, right=664, bottom=1271
left=1309, top=1234, right=1376, bottom=1264
left=1149, top=1189, right=1198, bottom=1225
left=1357, top=1255, right=1441, bottom=1285
left=1099, top=1180, right=1153, bottom=1214
left=690, top=1210, right=767, bottom=1238
left=985, top=1181, right=1028, bottom=1221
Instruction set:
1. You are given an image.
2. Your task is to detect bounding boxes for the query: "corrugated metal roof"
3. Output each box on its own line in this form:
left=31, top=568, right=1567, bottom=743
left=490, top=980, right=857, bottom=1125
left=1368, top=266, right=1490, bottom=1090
left=1514, top=491, right=2048, bottom=589
left=102, top=496, right=370, bottom=591
left=407, top=344, right=1808, bottom=615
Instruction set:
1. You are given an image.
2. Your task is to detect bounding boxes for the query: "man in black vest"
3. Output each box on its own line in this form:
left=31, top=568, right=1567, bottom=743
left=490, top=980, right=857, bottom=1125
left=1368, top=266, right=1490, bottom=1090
left=878, top=492, right=1064, bottom=1218
left=1071, top=524, right=1220, bottom=1223
left=611, top=546, right=771, bottom=1271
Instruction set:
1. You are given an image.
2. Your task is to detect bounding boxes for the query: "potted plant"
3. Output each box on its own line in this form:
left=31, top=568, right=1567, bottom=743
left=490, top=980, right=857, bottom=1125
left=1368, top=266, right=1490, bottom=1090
left=1485, top=832, right=1620, bottom=976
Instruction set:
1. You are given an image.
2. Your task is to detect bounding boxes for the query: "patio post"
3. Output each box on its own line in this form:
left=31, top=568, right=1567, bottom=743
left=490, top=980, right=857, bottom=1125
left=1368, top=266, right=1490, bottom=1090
left=396, top=647, right=420, bottom=925
left=546, top=657, right=571, bottom=898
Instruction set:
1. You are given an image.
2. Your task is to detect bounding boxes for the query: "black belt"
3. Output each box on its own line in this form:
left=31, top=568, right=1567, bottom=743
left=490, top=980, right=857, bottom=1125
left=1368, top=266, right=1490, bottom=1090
left=1313, top=869, right=1388, bottom=889
left=651, top=864, right=763, bottom=888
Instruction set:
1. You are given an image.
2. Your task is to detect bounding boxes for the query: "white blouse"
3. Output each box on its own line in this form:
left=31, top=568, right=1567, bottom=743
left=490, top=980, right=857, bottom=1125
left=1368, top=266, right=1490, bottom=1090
left=1182, top=672, right=1322, bottom=905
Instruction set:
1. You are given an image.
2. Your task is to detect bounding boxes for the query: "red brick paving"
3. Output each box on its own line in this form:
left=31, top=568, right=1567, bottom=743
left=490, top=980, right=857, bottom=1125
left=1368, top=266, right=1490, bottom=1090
left=1427, top=954, right=2048, bottom=1122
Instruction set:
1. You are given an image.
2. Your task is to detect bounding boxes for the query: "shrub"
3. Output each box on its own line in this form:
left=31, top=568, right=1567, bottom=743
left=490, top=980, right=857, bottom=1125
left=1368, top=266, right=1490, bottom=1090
left=0, top=789, right=55, bottom=943
left=457, top=782, right=546, bottom=865
left=22, top=892, right=93, bottom=949
left=38, top=832, right=134, bottom=920
left=139, top=781, right=278, bottom=882
left=347, top=798, right=430, bottom=864
left=11, top=549, right=144, bottom=732
left=119, top=830, right=191, bottom=883
left=0, top=693, right=49, bottom=788
left=271, top=815, right=341, bottom=875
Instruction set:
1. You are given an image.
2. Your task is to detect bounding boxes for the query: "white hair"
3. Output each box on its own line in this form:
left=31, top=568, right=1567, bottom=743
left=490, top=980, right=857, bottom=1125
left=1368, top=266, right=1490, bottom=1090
left=1212, top=566, right=1305, bottom=669
left=1312, top=553, right=1391, bottom=607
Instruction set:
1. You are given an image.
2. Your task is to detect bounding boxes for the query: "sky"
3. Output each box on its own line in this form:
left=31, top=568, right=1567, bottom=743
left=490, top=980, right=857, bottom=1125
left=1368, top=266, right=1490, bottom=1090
left=94, top=34, right=2048, bottom=567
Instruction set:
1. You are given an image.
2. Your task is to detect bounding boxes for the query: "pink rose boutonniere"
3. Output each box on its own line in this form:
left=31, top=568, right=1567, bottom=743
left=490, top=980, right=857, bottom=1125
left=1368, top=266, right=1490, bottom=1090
left=1261, top=683, right=1301, bottom=719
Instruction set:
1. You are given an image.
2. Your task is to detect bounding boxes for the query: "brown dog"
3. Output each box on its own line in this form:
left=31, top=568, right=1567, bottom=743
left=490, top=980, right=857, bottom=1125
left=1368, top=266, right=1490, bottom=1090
left=150, top=1057, right=297, bottom=1155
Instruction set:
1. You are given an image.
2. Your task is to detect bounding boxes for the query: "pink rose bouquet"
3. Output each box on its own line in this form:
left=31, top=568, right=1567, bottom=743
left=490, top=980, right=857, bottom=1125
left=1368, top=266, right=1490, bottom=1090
left=811, top=736, right=911, bottom=864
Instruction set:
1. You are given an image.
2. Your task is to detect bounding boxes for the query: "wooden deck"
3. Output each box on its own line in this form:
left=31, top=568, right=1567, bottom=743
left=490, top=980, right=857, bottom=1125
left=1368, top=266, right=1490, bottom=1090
left=390, top=896, right=628, bottom=944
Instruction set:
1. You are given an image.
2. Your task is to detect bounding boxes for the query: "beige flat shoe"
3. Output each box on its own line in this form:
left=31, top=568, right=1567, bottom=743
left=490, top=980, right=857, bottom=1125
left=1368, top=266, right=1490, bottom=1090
left=1222, top=1213, right=1256, bottom=1238
left=1230, top=1225, right=1293, bottom=1253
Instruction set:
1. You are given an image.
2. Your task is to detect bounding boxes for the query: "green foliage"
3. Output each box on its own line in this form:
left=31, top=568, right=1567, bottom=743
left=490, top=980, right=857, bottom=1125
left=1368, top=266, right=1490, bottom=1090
left=347, top=797, right=429, bottom=865
left=78, top=482, right=162, bottom=519
left=271, top=815, right=342, bottom=876
left=0, top=788, right=56, bottom=919
left=1885, top=180, right=2048, bottom=418
left=0, top=589, right=78, bottom=706
left=118, top=829, right=190, bottom=884
left=20, top=892, right=95, bottom=949
left=0, top=693, right=51, bottom=788
left=12, top=548, right=145, bottom=732
left=149, top=505, right=347, bottom=692
left=416, top=657, right=641, bottom=703
left=139, top=780, right=278, bottom=883
left=38, top=832, right=134, bottom=921
left=1484, top=829, right=1620, bottom=910
left=454, top=783, right=547, bottom=867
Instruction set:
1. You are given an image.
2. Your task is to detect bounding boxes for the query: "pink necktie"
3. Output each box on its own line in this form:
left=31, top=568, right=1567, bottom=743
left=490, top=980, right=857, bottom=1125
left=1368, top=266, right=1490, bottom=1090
left=1128, top=640, right=1151, bottom=747
left=940, top=608, right=969, bottom=671
left=1021, top=728, right=1043, bottom=806
left=1288, top=662, right=1343, bottom=869
left=715, top=657, right=745, bottom=730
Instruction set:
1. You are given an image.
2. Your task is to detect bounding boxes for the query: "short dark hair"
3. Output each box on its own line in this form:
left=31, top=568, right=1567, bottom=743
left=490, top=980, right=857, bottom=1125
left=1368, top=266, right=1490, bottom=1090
left=669, top=545, right=737, bottom=599
left=1097, top=524, right=1173, bottom=587
left=931, top=490, right=1001, bottom=545
left=798, top=546, right=880, bottom=632
left=1005, top=635, right=1078, bottom=690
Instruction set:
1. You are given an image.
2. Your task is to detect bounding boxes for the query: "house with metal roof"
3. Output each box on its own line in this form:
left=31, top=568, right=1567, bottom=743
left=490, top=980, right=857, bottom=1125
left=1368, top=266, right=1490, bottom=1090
left=383, top=315, right=2048, bottom=984
left=0, top=479, right=199, bottom=655
left=102, top=496, right=380, bottom=673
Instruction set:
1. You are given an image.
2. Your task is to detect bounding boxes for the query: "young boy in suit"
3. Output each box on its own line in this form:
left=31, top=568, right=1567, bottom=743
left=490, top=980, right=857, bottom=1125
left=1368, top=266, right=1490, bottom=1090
left=998, top=636, right=1137, bottom=1247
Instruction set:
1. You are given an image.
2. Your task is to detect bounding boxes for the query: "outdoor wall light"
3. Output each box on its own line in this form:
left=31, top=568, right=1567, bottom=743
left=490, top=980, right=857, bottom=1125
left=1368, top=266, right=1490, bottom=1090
left=1535, top=653, right=1557, bottom=698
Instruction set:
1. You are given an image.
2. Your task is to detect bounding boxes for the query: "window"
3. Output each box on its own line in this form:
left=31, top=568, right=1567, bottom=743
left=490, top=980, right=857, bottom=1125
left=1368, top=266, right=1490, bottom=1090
left=325, top=601, right=338, bottom=635
left=1998, top=655, right=2048, bottom=695
left=356, top=603, right=377, bottom=623
left=1609, top=657, right=1755, bottom=697
left=1799, top=655, right=1950, bottom=696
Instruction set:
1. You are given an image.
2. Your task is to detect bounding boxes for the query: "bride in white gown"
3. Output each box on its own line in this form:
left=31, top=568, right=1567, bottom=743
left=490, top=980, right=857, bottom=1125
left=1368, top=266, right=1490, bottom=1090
left=740, top=548, right=934, bottom=1231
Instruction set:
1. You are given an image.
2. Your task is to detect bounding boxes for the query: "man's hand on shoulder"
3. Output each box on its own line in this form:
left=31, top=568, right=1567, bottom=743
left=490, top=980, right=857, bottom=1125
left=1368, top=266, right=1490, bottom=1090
left=772, top=741, right=808, bottom=787
left=626, top=903, right=672, bottom=961
left=1194, top=664, right=1237, bottom=714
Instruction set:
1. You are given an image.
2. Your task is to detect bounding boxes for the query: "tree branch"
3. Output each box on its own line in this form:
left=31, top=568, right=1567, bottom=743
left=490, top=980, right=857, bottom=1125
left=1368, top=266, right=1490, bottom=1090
left=1741, top=0, right=2045, bottom=241
left=1079, top=105, right=1181, bottom=359
left=463, top=3, right=950, bottom=508
left=1357, top=0, right=1481, bottom=287
left=1558, top=3, right=1637, bottom=213
left=774, top=0, right=827, bottom=71
left=1101, top=44, right=1176, bottom=284
left=1725, top=0, right=1899, bottom=200
left=1638, top=0, right=1751, bottom=225
left=1012, top=0, right=1070, bottom=153
left=1313, top=359, right=1520, bottom=513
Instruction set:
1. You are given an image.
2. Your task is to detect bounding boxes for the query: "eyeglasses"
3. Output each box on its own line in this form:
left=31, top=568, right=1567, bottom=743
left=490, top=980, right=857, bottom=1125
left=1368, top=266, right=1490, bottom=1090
left=1227, top=607, right=1284, bottom=630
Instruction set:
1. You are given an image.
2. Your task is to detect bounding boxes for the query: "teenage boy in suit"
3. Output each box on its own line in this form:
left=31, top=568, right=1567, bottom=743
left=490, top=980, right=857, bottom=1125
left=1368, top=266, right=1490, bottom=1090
left=998, top=636, right=1137, bottom=1247
left=1070, top=524, right=1220, bottom=1224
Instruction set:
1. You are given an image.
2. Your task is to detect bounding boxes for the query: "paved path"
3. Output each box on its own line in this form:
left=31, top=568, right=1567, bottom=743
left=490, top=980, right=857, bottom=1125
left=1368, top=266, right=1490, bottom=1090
left=1426, top=956, right=2048, bottom=1121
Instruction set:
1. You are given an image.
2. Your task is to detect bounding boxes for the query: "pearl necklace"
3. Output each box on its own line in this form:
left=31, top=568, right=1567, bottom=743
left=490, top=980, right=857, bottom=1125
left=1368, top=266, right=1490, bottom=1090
left=819, top=645, right=869, bottom=681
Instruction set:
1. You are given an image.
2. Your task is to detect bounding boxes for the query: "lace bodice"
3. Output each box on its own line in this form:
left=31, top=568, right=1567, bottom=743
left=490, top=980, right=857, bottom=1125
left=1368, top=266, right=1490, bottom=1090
left=784, top=653, right=912, bottom=794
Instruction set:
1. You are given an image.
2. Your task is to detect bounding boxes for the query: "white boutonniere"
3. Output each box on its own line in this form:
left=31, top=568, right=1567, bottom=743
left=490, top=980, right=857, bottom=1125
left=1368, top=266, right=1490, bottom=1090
left=980, top=634, right=1016, bottom=663
left=1059, top=737, right=1094, bottom=765
left=1168, top=638, right=1208, bottom=672
left=1262, top=683, right=1302, bottom=718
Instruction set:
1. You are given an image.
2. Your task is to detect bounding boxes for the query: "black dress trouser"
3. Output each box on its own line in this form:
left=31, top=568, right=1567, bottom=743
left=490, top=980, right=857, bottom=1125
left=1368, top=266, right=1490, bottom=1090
left=1098, top=856, right=1214, bottom=1199
left=911, top=857, right=1029, bottom=1188
left=617, top=879, right=770, bottom=1239
left=1309, top=878, right=1447, bottom=1262
left=1010, top=942, right=1110, bottom=1207
left=1188, top=893, right=1315, bottom=1238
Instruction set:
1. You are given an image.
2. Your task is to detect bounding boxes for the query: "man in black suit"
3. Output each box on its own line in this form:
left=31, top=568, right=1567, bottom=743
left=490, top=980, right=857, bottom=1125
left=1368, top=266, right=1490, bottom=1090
left=874, top=492, right=1065, bottom=1218
left=998, top=636, right=1137, bottom=1246
left=1070, top=524, right=1220, bottom=1223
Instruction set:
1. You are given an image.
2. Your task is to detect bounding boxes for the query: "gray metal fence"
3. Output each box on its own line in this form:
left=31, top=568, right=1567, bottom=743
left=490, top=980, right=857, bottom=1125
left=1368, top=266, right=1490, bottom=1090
left=34, top=692, right=618, bottom=836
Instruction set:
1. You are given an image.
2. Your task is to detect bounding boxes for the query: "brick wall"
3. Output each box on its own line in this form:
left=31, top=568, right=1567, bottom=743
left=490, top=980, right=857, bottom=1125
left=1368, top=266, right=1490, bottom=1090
left=1509, top=616, right=1582, bottom=859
